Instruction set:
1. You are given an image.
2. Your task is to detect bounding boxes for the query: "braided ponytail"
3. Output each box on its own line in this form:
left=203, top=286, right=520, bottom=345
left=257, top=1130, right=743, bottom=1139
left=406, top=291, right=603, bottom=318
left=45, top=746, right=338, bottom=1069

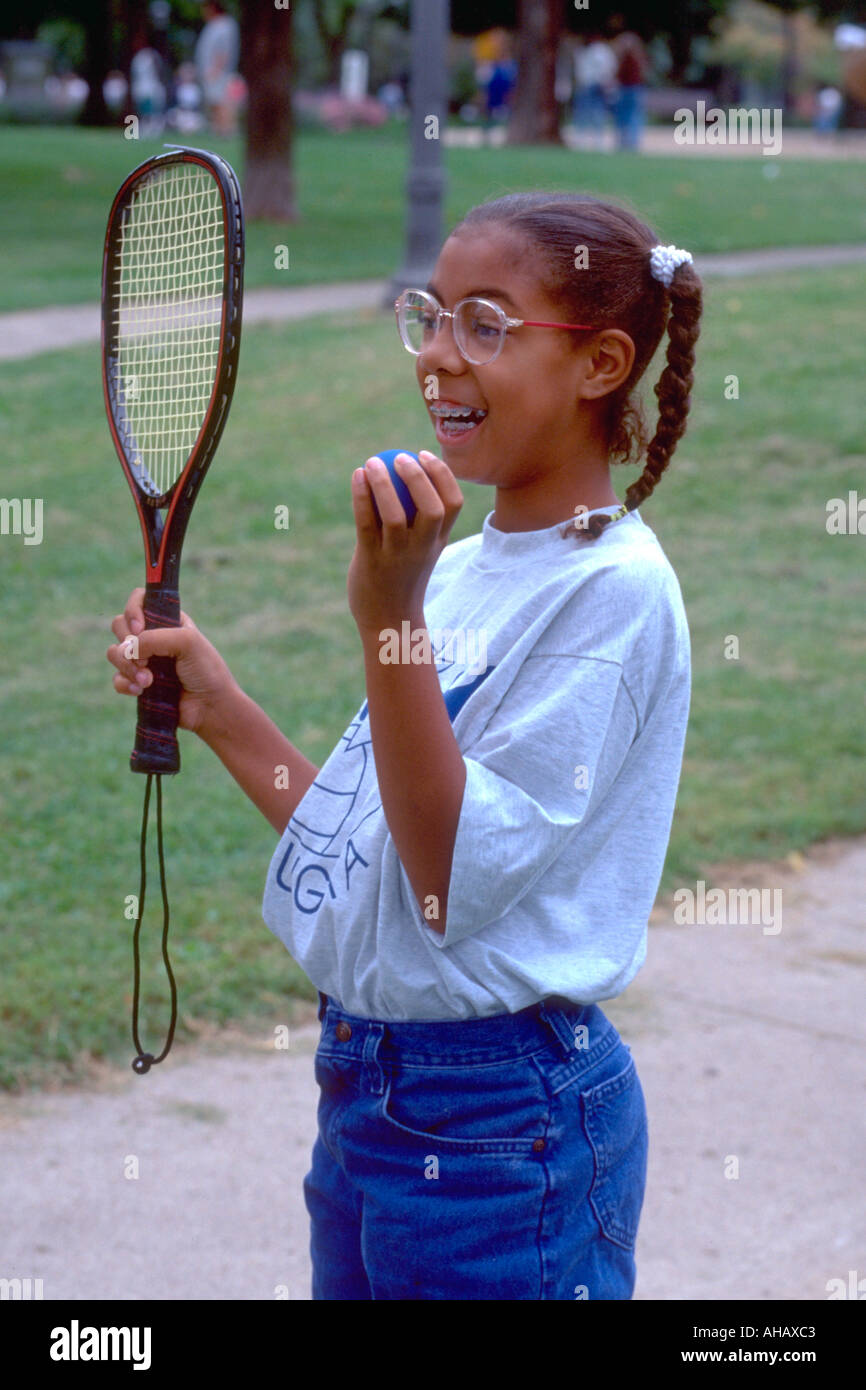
left=582, top=261, right=702, bottom=541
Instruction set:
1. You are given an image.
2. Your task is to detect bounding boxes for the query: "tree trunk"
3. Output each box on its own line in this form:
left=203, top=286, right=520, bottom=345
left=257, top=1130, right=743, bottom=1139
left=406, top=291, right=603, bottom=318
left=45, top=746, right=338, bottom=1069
left=667, top=24, right=692, bottom=87
left=507, top=0, right=563, bottom=145
left=78, top=0, right=112, bottom=126
left=240, top=0, right=297, bottom=222
left=116, top=0, right=136, bottom=83
left=779, top=9, right=798, bottom=113
left=312, top=0, right=356, bottom=88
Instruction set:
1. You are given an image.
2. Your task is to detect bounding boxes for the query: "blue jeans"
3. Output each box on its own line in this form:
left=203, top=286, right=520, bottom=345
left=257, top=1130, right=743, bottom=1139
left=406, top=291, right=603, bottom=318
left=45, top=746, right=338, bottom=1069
left=614, top=84, right=645, bottom=150
left=304, top=992, right=648, bottom=1300
left=574, top=83, right=610, bottom=140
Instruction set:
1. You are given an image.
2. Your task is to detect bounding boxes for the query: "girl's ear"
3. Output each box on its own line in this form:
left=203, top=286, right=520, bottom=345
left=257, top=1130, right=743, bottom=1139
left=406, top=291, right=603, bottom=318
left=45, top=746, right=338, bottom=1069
left=579, top=330, right=635, bottom=400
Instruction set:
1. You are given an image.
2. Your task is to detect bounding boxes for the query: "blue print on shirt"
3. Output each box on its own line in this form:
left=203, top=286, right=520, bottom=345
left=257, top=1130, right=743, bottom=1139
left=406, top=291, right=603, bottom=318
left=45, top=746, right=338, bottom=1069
left=442, top=666, right=491, bottom=720
left=273, top=656, right=495, bottom=915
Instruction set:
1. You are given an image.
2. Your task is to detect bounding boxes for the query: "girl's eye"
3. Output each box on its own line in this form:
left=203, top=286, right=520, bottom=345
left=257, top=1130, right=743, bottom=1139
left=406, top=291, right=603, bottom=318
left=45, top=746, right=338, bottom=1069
left=471, top=319, right=499, bottom=339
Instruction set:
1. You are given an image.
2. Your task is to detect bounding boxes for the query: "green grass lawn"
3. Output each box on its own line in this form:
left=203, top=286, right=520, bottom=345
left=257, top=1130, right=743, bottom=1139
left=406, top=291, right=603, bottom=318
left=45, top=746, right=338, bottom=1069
left=2, top=123, right=866, bottom=312
left=1, top=263, right=864, bottom=1091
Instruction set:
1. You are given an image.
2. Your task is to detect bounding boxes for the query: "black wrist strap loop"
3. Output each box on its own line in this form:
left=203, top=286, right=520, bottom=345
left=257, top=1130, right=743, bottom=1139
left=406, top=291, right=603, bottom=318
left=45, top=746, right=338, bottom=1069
left=131, top=773, right=177, bottom=1074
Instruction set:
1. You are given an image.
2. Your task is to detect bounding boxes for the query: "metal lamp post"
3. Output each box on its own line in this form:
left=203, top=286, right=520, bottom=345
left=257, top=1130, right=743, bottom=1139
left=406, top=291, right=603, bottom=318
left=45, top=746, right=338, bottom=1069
left=383, top=0, right=450, bottom=308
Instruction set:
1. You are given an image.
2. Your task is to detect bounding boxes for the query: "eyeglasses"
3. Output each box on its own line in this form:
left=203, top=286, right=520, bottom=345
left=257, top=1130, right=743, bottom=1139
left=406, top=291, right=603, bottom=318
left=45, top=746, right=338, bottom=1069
left=394, top=288, right=597, bottom=366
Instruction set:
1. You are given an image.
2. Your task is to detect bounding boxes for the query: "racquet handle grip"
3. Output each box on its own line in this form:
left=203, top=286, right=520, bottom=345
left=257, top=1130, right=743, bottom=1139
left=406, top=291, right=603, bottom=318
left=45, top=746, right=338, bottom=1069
left=130, top=586, right=183, bottom=775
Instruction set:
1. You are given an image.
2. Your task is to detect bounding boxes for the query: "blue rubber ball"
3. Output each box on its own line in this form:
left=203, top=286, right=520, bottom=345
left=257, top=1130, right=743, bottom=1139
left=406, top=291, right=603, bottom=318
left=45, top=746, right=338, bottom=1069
left=369, top=449, right=419, bottom=525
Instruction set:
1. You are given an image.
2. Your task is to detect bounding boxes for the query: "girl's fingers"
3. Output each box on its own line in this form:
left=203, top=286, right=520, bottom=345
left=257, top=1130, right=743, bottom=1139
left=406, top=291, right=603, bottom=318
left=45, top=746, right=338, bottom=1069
left=112, top=670, right=150, bottom=696
left=111, top=606, right=196, bottom=642
left=417, top=450, right=464, bottom=537
left=107, top=626, right=136, bottom=679
left=352, top=466, right=382, bottom=539
left=108, top=593, right=196, bottom=701
left=417, top=450, right=463, bottom=509
left=107, top=637, right=152, bottom=687
left=391, top=453, right=445, bottom=527
left=123, top=587, right=146, bottom=635
left=360, top=456, right=415, bottom=531
left=108, top=606, right=152, bottom=684
left=109, top=592, right=146, bottom=683
left=352, top=450, right=461, bottom=554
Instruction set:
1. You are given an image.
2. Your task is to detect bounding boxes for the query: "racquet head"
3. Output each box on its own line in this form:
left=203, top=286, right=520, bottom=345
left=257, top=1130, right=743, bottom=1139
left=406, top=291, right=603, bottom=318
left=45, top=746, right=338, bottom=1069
left=102, top=145, right=243, bottom=574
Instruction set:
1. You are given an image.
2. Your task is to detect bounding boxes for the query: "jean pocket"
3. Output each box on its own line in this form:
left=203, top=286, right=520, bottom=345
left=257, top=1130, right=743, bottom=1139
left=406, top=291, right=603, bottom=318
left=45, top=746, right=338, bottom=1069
left=580, top=1054, right=648, bottom=1251
left=380, top=1057, right=549, bottom=1156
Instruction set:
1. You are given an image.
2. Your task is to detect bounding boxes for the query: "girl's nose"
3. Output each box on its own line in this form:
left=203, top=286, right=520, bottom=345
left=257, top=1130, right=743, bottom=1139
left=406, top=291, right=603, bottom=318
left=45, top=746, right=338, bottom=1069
left=419, top=314, right=467, bottom=376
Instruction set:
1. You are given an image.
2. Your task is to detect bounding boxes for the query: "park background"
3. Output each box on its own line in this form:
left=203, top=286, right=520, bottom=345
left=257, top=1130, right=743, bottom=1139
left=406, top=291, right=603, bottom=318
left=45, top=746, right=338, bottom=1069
left=0, top=1, right=864, bottom=1307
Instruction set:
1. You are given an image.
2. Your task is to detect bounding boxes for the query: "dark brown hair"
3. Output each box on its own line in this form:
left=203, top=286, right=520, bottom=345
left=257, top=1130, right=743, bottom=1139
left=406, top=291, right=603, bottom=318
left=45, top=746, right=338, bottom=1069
left=450, top=193, right=702, bottom=540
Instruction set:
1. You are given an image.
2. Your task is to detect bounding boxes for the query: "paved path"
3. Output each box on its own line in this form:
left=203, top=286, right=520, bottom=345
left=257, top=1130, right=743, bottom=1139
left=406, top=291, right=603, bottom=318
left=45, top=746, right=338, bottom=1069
left=453, top=125, right=866, bottom=161
left=4, top=245, right=866, bottom=362
left=2, top=835, right=863, bottom=1301
left=0, top=281, right=385, bottom=363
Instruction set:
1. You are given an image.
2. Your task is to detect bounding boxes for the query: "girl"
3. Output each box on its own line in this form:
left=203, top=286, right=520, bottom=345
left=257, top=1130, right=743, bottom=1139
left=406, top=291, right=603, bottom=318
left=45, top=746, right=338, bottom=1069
left=107, top=192, right=702, bottom=1301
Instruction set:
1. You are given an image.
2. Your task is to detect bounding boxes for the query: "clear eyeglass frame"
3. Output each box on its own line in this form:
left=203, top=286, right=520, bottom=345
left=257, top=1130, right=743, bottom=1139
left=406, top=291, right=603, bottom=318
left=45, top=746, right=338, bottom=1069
left=394, top=288, right=598, bottom=366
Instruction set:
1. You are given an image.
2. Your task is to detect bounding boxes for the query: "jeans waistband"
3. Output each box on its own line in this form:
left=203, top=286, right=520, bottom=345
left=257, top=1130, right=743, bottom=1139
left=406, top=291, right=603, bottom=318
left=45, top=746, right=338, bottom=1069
left=315, top=991, right=618, bottom=1066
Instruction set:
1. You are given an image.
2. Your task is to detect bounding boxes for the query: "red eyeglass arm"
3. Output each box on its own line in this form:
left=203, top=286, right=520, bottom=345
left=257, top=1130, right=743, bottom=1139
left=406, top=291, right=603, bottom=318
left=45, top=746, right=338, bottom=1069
left=519, top=319, right=597, bottom=331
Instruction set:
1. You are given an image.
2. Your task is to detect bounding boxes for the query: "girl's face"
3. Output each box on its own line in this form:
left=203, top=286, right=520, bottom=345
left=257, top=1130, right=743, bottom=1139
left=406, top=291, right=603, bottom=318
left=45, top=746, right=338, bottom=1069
left=415, top=227, right=621, bottom=524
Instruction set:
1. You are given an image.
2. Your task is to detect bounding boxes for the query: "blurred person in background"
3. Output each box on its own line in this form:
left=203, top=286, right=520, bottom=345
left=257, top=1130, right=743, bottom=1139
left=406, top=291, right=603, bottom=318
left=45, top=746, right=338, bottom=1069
left=472, top=27, right=497, bottom=102
left=168, top=60, right=205, bottom=132
left=486, top=31, right=516, bottom=126
left=378, top=79, right=406, bottom=118
left=195, top=0, right=240, bottom=136
left=130, top=38, right=168, bottom=136
left=609, top=15, right=650, bottom=151
left=473, top=27, right=516, bottom=130
left=103, top=69, right=128, bottom=115
left=573, top=30, right=617, bottom=148
left=814, top=85, right=843, bottom=136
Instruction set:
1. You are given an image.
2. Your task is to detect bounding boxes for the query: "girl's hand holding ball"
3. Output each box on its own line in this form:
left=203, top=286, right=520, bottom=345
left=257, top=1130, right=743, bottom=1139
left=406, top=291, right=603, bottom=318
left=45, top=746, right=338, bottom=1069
left=367, top=449, right=419, bottom=525
left=347, top=448, right=463, bottom=636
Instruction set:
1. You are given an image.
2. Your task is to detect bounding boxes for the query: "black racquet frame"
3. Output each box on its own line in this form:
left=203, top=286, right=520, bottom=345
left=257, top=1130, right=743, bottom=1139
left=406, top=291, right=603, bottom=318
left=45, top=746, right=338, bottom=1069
left=102, top=146, right=244, bottom=775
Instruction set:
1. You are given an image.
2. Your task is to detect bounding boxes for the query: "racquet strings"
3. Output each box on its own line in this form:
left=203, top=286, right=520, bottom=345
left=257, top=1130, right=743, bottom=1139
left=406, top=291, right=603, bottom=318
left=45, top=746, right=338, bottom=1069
left=132, top=773, right=177, bottom=1072
left=113, top=162, right=224, bottom=499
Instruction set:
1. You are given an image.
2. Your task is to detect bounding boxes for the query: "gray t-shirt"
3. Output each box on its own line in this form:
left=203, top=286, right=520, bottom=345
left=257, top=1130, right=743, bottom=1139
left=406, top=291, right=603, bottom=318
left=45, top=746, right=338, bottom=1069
left=262, top=505, right=691, bottom=1020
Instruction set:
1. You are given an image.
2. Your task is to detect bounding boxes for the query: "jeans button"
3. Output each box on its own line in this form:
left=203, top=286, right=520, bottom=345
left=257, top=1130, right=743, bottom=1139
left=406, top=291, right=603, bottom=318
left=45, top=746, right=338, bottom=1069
left=336, top=1021, right=352, bottom=1041
left=532, top=1138, right=545, bottom=1152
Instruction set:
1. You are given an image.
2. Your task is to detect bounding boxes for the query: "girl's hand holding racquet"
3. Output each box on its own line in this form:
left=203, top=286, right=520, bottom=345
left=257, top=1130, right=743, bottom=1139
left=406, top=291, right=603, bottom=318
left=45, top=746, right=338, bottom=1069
left=107, top=587, right=240, bottom=740
left=347, top=450, right=463, bottom=634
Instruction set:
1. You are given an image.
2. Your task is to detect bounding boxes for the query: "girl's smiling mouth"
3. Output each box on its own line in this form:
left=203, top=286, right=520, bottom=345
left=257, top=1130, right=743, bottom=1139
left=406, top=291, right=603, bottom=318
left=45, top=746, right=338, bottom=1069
left=429, top=399, right=488, bottom=443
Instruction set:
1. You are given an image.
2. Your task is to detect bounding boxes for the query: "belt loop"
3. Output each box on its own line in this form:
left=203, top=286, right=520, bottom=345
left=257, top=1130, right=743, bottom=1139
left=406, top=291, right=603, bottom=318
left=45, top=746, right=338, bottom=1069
left=537, top=998, right=583, bottom=1059
left=363, top=1024, right=385, bottom=1096
left=317, top=991, right=328, bottom=1022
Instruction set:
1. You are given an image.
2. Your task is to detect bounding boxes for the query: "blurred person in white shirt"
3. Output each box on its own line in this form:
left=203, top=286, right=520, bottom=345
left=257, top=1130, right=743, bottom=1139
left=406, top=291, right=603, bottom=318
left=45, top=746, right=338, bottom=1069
left=573, top=32, right=616, bottom=148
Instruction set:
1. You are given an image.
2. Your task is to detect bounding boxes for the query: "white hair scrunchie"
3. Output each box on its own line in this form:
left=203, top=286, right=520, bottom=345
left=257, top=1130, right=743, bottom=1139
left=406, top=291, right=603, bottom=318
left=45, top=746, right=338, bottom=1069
left=649, top=244, right=693, bottom=288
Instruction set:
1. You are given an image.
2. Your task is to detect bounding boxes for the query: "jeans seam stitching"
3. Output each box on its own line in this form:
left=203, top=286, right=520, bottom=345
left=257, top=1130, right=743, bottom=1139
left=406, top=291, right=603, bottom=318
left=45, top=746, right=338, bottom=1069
left=549, top=1030, right=622, bottom=1096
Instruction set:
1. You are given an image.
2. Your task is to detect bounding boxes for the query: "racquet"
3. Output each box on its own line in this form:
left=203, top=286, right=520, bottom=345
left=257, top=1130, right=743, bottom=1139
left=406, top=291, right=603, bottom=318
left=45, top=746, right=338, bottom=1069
left=103, top=145, right=244, bottom=773
left=102, top=146, right=244, bottom=1072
